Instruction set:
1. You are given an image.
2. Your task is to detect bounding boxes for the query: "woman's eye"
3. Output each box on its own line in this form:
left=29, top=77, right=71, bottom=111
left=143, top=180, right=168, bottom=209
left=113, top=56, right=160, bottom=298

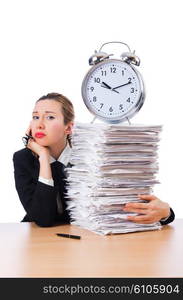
left=47, top=116, right=55, bottom=120
left=32, top=116, right=39, bottom=120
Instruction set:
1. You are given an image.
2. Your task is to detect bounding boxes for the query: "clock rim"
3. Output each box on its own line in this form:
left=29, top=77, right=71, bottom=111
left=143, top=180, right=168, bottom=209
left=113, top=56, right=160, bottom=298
left=81, top=59, right=145, bottom=124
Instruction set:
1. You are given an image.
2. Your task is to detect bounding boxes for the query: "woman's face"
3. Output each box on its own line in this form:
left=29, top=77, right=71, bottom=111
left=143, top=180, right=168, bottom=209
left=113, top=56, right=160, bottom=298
left=30, top=99, right=73, bottom=147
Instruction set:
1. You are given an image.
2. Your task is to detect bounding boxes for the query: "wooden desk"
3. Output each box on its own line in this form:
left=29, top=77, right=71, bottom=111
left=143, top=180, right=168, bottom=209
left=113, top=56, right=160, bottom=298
left=0, top=220, right=182, bottom=278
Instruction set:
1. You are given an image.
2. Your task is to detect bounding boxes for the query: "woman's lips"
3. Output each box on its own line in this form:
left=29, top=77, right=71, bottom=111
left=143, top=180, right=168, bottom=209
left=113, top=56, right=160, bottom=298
left=35, top=132, right=46, bottom=138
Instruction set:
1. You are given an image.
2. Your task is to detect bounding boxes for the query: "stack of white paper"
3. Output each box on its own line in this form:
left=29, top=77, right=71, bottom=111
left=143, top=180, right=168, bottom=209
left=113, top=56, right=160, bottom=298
left=65, top=123, right=162, bottom=235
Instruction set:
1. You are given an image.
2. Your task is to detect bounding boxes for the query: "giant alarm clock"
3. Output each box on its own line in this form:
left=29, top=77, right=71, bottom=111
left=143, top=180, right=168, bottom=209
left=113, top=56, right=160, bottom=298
left=81, top=41, right=145, bottom=123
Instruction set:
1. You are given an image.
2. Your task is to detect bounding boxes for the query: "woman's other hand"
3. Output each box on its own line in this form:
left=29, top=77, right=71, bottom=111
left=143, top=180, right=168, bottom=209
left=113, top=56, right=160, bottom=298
left=123, top=195, right=170, bottom=224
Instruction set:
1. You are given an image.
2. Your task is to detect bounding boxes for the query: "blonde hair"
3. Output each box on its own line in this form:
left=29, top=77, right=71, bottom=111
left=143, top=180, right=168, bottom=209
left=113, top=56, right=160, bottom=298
left=36, top=93, right=75, bottom=147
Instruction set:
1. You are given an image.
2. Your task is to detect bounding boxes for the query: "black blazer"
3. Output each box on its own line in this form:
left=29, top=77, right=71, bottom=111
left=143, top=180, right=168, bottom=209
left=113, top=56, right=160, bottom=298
left=13, top=148, right=70, bottom=227
left=13, top=148, right=175, bottom=227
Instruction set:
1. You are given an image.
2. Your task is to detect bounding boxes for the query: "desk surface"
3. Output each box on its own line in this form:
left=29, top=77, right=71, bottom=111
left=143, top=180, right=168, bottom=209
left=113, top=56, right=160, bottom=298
left=0, top=220, right=182, bottom=278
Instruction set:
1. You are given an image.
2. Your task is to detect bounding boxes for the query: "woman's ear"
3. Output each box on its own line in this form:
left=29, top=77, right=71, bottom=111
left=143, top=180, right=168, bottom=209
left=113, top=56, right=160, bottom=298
left=65, top=122, right=74, bottom=135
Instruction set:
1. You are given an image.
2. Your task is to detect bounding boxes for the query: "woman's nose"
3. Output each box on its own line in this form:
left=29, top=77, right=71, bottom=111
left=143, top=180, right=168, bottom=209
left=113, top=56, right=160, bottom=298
left=36, top=118, right=45, bottom=129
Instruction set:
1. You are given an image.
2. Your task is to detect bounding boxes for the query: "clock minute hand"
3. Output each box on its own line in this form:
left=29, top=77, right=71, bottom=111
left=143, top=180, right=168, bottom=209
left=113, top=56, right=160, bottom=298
left=112, top=81, right=132, bottom=90
left=101, top=81, right=119, bottom=94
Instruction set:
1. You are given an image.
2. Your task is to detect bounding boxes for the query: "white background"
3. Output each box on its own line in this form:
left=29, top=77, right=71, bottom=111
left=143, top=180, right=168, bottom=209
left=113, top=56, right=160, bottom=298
left=0, top=0, right=182, bottom=222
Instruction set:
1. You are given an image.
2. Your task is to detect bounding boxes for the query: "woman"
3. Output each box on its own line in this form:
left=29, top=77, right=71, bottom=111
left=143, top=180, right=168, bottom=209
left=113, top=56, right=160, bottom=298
left=13, top=92, right=74, bottom=227
left=13, top=92, right=175, bottom=227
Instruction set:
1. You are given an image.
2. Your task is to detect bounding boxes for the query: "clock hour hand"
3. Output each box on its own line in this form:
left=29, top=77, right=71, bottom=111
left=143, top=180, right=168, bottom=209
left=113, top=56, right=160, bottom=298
left=101, top=81, right=119, bottom=94
left=101, top=81, right=112, bottom=89
left=112, top=81, right=132, bottom=90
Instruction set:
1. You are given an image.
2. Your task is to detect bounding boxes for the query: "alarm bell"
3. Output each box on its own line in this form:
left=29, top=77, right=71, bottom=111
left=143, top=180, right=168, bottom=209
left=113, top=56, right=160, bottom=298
left=89, top=50, right=113, bottom=65
left=121, top=51, right=140, bottom=66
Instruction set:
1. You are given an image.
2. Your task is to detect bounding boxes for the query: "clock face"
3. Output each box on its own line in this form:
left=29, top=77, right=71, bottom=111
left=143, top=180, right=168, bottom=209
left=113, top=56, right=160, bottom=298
left=82, top=59, right=145, bottom=123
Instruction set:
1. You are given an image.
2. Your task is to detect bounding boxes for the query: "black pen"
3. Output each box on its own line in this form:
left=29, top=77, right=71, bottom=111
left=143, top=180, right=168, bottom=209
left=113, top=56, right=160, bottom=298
left=56, top=233, right=81, bottom=240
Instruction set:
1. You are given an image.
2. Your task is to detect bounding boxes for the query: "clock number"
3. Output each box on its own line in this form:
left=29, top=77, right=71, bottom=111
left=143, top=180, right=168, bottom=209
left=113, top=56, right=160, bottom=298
left=122, top=70, right=125, bottom=76
left=109, top=106, right=113, bottom=112
left=100, top=103, right=104, bottom=109
left=94, top=77, right=101, bottom=83
left=90, top=87, right=94, bottom=92
left=101, top=71, right=107, bottom=76
left=119, top=104, right=123, bottom=110
left=93, top=96, right=97, bottom=102
left=127, top=98, right=131, bottom=102
left=110, top=67, right=116, bottom=73
left=128, top=77, right=132, bottom=83
left=131, top=88, right=134, bottom=93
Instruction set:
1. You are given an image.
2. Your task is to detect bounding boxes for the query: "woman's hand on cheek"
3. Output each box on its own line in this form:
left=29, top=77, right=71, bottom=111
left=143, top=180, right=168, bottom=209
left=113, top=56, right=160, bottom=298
left=123, top=194, right=171, bottom=224
left=27, top=138, right=50, bottom=158
left=25, top=125, right=50, bottom=158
